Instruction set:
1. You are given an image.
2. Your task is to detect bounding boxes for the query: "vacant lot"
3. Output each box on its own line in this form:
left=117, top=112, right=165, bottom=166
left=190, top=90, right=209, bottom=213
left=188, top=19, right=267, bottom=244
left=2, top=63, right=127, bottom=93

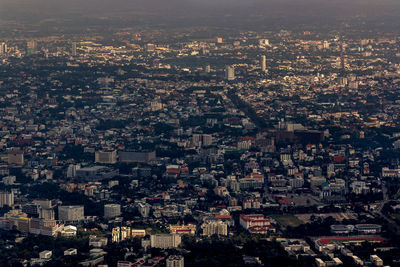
left=272, top=214, right=304, bottom=228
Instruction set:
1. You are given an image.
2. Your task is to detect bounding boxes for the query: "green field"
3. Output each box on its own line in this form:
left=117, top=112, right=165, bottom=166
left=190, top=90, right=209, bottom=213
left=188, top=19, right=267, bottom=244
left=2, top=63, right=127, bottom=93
left=271, top=215, right=304, bottom=228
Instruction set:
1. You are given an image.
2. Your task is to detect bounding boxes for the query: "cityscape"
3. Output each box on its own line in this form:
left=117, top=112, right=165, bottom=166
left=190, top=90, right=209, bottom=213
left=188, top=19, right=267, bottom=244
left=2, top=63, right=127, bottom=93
left=1, top=0, right=400, bottom=266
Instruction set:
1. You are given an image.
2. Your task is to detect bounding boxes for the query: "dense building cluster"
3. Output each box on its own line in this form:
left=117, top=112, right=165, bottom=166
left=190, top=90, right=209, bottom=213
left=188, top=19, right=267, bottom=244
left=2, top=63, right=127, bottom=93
left=0, top=28, right=400, bottom=266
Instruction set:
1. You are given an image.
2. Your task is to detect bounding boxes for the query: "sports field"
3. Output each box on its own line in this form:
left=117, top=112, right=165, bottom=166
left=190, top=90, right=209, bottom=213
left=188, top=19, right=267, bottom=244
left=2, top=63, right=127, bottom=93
left=271, top=214, right=304, bottom=228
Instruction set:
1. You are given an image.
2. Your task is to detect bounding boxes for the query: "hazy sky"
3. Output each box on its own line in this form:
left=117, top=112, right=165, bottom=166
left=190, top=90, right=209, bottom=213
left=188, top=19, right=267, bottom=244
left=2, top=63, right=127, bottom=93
left=1, top=0, right=399, bottom=32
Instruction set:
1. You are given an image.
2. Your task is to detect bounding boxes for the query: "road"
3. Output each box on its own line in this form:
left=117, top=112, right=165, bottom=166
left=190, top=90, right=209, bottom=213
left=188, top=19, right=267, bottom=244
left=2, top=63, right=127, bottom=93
left=373, top=181, right=400, bottom=234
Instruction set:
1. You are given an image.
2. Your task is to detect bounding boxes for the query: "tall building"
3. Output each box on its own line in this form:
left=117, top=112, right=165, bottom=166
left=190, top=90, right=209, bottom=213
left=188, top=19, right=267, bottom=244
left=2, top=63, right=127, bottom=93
left=150, top=234, right=181, bottom=249
left=95, top=150, right=117, bottom=164
left=0, top=191, right=14, bottom=207
left=201, top=221, right=228, bottom=236
left=202, top=134, right=213, bottom=146
left=26, top=40, right=37, bottom=55
left=166, top=255, right=184, bottom=267
left=137, top=202, right=151, bottom=217
left=58, top=206, right=84, bottom=221
left=104, top=204, right=121, bottom=219
left=323, top=41, right=330, bottom=49
left=72, top=42, right=77, bottom=56
left=67, top=164, right=81, bottom=178
left=340, top=41, right=346, bottom=71
left=0, top=42, right=7, bottom=54
left=225, top=65, right=235, bottom=81
left=260, top=55, right=266, bottom=72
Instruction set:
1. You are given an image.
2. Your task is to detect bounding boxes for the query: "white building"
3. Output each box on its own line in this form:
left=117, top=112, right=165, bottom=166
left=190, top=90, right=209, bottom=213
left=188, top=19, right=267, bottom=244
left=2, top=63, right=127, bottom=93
left=150, top=234, right=181, bottom=249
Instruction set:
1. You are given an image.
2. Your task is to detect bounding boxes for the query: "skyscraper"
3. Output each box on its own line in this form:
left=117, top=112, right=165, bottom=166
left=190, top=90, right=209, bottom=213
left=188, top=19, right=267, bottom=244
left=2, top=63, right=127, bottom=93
left=260, top=55, right=266, bottom=72
left=225, top=65, right=235, bottom=81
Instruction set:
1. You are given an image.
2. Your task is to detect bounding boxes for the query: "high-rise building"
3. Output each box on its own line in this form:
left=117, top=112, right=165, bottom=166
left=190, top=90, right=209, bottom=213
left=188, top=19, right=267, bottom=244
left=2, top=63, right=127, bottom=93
left=67, top=164, right=81, bottom=178
left=166, top=255, right=184, bottom=267
left=216, top=37, right=223, bottom=44
left=95, top=150, right=117, bottom=164
left=202, top=134, right=213, bottom=146
left=104, top=204, right=121, bottom=219
left=260, top=55, right=266, bottom=72
left=150, top=234, right=181, bottom=249
left=323, top=41, right=330, bottom=49
left=201, top=221, right=228, bottom=236
left=0, top=191, right=14, bottom=207
left=58, top=206, right=84, bottom=221
left=26, top=40, right=37, bottom=55
left=137, top=202, right=151, bottom=217
left=225, top=65, right=235, bottom=81
left=0, top=42, right=7, bottom=54
left=340, top=42, right=346, bottom=71
left=72, top=42, right=77, bottom=56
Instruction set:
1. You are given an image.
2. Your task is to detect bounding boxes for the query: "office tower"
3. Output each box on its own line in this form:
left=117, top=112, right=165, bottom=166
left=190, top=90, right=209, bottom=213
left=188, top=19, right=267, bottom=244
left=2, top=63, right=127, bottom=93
left=260, top=55, right=266, bottom=72
left=72, top=42, right=77, bottom=56
left=225, top=65, right=235, bottom=81
left=216, top=37, right=223, bottom=44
